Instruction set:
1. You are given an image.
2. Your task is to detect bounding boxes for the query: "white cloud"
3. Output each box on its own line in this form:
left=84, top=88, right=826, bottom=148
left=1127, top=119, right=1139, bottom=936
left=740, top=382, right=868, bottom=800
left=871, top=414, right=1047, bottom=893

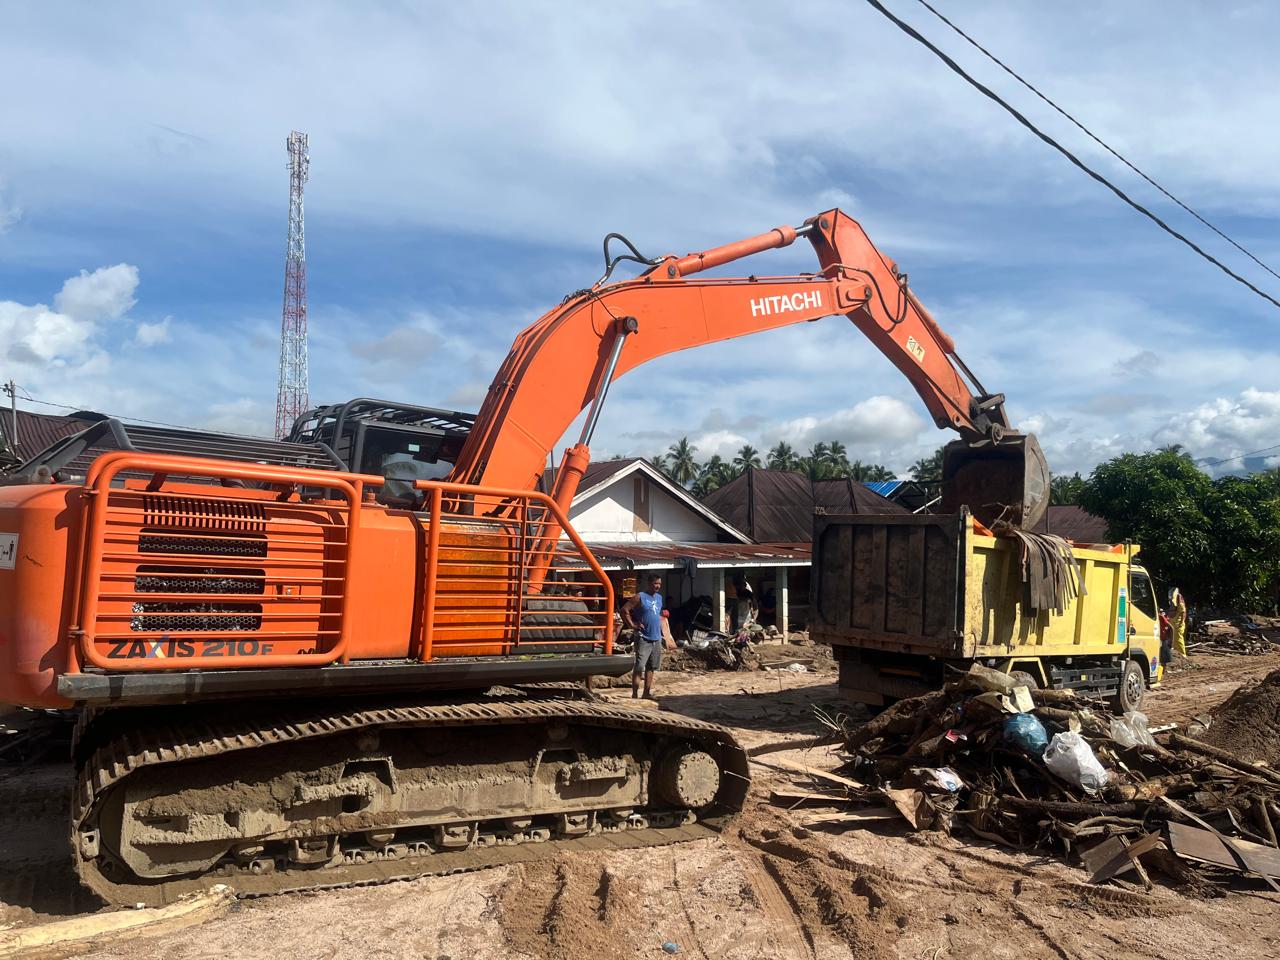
left=53, top=264, right=139, bottom=322
left=691, top=430, right=751, bottom=460
left=134, top=316, right=171, bottom=347
left=775, top=396, right=926, bottom=451
left=0, top=302, right=95, bottom=365
left=1154, top=387, right=1280, bottom=473
left=0, top=264, right=140, bottom=399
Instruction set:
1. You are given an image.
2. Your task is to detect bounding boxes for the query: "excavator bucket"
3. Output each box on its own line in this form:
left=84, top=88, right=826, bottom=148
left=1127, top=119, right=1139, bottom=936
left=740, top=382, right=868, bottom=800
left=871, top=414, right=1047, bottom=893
left=940, top=433, right=1050, bottom=530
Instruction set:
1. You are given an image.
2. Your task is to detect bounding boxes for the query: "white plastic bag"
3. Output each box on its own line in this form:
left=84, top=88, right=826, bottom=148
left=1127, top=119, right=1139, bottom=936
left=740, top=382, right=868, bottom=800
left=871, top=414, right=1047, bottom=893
left=1108, top=711, right=1157, bottom=748
left=1043, top=731, right=1110, bottom=793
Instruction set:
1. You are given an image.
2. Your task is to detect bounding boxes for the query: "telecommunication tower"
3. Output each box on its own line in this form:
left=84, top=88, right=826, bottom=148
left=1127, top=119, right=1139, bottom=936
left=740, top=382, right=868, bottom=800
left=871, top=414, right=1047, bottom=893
left=274, top=131, right=310, bottom=438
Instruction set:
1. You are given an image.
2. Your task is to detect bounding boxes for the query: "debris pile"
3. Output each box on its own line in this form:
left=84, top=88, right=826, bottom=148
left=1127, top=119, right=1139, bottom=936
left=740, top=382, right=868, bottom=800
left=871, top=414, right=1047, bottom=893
left=1187, top=615, right=1280, bottom=656
left=772, top=664, right=1280, bottom=890
left=1201, top=667, right=1280, bottom=767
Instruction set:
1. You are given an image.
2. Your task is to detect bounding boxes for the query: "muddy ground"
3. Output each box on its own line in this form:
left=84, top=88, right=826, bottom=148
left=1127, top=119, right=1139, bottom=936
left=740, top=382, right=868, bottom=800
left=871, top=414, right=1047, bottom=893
left=2, top=648, right=1278, bottom=960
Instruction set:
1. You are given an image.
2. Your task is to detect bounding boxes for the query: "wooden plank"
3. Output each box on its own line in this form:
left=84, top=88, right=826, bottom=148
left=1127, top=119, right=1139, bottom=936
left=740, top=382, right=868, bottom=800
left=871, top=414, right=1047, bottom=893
left=0, top=885, right=233, bottom=959
left=1166, top=821, right=1280, bottom=879
left=1082, top=832, right=1163, bottom=884
left=754, top=757, right=866, bottom=790
left=802, top=806, right=900, bottom=825
left=768, top=790, right=846, bottom=808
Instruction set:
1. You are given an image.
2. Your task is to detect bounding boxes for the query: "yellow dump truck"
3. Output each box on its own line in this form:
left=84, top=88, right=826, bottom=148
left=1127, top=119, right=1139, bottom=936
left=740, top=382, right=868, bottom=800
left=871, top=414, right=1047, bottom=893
left=810, top=511, right=1162, bottom=710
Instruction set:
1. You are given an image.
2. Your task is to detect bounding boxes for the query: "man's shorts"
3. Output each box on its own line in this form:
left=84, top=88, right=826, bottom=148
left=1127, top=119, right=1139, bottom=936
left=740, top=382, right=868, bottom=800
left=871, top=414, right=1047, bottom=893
left=634, top=638, right=662, bottom=672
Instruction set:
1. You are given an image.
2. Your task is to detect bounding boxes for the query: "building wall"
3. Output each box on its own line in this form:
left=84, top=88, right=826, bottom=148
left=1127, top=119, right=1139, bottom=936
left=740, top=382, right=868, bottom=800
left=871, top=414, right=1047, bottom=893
left=571, top=474, right=722, bottom=543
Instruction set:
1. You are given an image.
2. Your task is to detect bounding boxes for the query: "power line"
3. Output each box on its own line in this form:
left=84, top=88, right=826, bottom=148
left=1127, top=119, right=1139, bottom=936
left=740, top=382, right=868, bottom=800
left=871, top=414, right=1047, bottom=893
left=1202, top=441, right=1280, bottom=468
left=862, top=0, right=1280, bottom=312
left=14, top=391, right=204, bottom=433
left=913, top=0, right=1280, bottom=285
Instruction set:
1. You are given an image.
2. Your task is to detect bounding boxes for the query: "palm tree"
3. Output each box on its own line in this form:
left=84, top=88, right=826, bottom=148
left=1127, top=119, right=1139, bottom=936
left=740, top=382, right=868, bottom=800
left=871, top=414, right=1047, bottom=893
left=825, top=440, right=851, bottom=477
left=804, top=442, right=831, bottom=480
left=910, top=447, right=945, bottom=483
left=666, top=437, right=699, bottom=486
left=848, top=460, right=895, bottom=482
left=693, top=455, right=733, bottom=497
left=767, top=441, right=801, bottom=471
left=648, top=453, right=670, bottom=477
left=733, top=444, right=761, bottom=472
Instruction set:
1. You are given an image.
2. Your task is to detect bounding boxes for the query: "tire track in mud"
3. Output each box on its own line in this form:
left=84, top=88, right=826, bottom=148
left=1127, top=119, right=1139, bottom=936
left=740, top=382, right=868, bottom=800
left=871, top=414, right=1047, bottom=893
left=724, top=836, right=814, bottom=960
left=497, top=854, right=643, bottom=960
left=725, top=808, right=916, bottom=960
left=669, top=855, right=712, bottom=960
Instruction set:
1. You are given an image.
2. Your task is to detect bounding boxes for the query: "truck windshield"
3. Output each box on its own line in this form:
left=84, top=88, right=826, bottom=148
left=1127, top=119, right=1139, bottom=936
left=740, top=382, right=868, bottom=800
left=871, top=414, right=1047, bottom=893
left=1130, top=573, right=1157, bottom=618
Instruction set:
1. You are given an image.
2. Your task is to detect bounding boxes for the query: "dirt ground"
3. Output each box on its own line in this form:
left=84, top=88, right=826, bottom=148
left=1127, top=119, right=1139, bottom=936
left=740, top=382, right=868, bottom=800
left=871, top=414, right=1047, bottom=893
left=2, top=649, right=1278, bottom=960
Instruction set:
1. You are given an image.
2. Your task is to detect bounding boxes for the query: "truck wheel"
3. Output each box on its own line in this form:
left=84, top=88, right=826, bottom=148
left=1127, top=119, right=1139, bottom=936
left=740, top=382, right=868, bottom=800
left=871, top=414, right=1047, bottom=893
left=1112, top=660, right=1145, bottom=713
left=1009, top=670, right=1040, bottom=690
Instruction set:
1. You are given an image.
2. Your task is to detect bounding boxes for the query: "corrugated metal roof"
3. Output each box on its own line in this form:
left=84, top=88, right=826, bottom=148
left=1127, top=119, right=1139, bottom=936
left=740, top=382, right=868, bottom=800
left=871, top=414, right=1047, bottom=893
left=576, top=540, right=811, bottom=570
left=863, top=480, right=903, bottom=496
left=0, top=407, right=103, bottom=465
left=702, top=468, right=904, bottom=543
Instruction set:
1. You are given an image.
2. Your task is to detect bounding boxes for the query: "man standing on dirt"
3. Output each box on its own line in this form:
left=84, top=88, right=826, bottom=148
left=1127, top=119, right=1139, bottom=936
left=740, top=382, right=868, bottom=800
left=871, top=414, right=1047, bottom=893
left=623, top=574, right=665, bottom=700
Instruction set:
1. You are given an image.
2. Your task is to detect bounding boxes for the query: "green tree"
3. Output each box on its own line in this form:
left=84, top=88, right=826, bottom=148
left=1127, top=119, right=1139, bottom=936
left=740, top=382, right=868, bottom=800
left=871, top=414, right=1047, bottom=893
left=848, top=460, right=895, bottom=482
left=1050, top=472, right=1087, bottom=505
left=648, top=453, right=670, bottom=477
left=1200, top=474, right=1280, bottom=611
left=826, top=440, right=851, bottom=477
left=803, top=442, right=832, bottom=480
left=767, top=441, right=801, bottom=472
left=1078, top=448, right=1280, bottom=611
left=910, top=447, right=946, bottom=483
left=733, top=444, right=761, bottom=472
left=692, top=455, right=735, bottom=497
left=666, top=436, right=699, bottom=486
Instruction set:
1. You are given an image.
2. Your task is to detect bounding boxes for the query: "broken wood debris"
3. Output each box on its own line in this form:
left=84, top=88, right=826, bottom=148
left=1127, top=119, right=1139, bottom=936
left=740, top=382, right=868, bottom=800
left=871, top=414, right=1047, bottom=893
left=767, top=662, right=1280, bottom=891
left=1185, top=614, right=1280, bottom=656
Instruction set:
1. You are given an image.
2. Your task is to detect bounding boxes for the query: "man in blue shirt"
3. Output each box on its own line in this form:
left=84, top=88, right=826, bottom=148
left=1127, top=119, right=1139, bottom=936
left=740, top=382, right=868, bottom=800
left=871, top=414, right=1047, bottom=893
left=622, top=574, right=665, bottom=700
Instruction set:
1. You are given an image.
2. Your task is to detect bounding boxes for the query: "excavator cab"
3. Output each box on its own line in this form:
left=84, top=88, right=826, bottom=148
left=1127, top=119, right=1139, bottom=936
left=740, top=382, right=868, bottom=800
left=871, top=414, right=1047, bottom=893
left=940, top=433, right=1050, bottom=530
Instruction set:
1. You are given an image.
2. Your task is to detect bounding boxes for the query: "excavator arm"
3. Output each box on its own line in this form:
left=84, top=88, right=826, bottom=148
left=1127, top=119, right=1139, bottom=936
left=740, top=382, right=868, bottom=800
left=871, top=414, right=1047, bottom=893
left=449, top=209, right=1049, bottom=528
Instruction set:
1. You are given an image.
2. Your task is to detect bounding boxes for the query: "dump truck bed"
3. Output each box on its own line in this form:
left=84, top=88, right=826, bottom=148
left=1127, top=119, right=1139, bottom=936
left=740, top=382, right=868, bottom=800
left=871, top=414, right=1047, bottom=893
left=810, top=511, right=1157, bottom=704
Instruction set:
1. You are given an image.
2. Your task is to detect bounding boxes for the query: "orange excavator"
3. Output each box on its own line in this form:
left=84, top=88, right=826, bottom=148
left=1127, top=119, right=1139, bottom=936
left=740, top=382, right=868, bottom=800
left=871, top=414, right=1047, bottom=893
left=0, top=209, right=1048, bottom=904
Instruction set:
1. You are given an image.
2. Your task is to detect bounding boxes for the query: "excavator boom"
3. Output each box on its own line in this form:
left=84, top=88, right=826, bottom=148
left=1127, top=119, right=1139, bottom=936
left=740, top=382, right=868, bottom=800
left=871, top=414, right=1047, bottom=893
left=451, top=209, right=1049, bottom=528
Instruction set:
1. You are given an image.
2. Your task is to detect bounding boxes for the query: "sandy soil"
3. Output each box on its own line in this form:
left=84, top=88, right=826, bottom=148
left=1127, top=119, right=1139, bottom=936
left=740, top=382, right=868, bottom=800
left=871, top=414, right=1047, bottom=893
left=2, top=650, right=1278, bottom=960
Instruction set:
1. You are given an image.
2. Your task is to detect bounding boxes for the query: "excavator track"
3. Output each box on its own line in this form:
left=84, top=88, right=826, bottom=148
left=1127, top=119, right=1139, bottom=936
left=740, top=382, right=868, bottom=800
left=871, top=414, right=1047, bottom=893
left=72, top=693, right=750, bottom=906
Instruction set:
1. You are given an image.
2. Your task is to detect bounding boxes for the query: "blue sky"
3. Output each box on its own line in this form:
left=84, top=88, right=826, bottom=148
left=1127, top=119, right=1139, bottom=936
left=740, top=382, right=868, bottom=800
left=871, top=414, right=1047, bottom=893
left=2, top=0, right=1279, bottom=476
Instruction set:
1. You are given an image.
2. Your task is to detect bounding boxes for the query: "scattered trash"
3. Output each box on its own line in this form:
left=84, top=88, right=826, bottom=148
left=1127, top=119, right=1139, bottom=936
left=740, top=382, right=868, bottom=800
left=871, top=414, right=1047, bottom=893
left=662, top=941, right=680, bottom=954
left=1108, top=710, right=1157, bottom=748
left=1185, top=614, right=1280, bottom=656
left=1043, top=731, right=1110, bottom=793
left=1003, top=712, right=1048, bottom=756
left=768, top=663, right=1280, bottom=891
left=916, top=766, right=964, bottom=792
left=784, top=662, right=808, bottom=673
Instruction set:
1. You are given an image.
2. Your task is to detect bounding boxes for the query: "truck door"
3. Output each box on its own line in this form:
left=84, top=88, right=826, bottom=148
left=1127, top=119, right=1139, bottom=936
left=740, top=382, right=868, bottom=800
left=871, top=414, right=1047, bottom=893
left=1128, top=568, right=1161, bottom=678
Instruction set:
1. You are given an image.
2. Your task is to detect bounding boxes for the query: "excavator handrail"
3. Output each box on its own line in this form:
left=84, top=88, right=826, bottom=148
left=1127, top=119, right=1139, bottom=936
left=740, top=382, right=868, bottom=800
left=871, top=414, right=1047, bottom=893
left=69, top=452, right=616, bottom=673
left=412, top=477, right=616, bottom=661
left=73, top=451, right=366, bottom=672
